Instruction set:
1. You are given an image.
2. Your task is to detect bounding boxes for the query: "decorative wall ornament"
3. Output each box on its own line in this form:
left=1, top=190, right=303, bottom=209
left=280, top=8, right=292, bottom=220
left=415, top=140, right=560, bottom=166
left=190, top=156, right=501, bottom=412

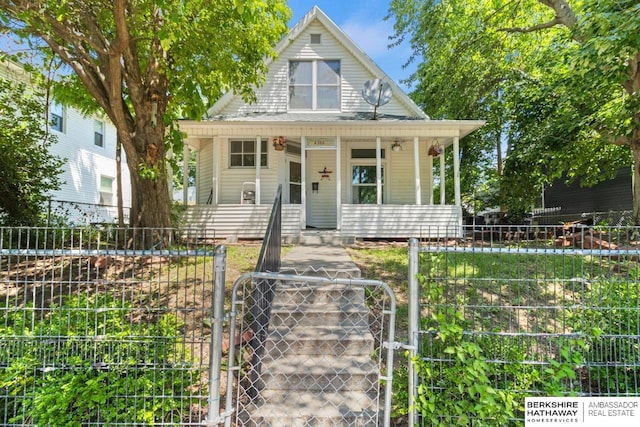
left=318, top=166, right=332, bottom=180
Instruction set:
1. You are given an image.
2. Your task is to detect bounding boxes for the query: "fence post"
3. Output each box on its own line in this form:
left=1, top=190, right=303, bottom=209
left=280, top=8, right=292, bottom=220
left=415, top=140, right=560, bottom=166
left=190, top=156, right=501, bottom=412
left=207, top=245, right=227, bottom=425
left=408, top=238, right=420, bottom=427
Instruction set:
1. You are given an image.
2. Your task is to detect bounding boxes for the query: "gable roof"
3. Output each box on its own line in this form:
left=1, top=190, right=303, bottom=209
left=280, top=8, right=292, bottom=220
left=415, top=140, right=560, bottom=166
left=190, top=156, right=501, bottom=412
left=207, top=5, right=428, bottom=119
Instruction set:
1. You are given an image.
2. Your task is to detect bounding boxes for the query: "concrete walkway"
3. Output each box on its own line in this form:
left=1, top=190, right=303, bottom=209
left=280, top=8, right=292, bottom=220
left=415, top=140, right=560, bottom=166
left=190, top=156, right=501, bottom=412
left=280, top=241, right=361, bottom=278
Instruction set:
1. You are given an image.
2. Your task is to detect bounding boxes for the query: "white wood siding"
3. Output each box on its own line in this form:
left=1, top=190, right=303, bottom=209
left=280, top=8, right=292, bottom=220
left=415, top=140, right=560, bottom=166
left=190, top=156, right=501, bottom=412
left=341, top=205, right=462, bottom=238
left=219, top=22, right=414, bottom=117
left=182, top=204, right=302, bottom=239
left=47, top=108, right=131, bottom=208
left=1, top=58, right=132, bottom=217
left=213, top=138, right=283, bottom=204
left=387, top=145, right=417, bottom=204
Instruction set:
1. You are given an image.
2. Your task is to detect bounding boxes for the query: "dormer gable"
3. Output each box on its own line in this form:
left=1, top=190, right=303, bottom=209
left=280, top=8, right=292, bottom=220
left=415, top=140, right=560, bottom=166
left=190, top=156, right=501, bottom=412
left=208, top=6, right=427, bottom=120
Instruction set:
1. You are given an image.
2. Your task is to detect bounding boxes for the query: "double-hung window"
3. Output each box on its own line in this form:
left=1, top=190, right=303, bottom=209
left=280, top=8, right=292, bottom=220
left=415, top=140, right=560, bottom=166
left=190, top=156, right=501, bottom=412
left=50, top=102, right=64, bottom=132
left=94, top=120, right=104, bottom=147
left=230, top=139, right=268, bottom=168
left=99, top=175, right=114, bottom=205
left=289, top=60, right=340, bottom=110
left=351, top=149, right=385, bottom=204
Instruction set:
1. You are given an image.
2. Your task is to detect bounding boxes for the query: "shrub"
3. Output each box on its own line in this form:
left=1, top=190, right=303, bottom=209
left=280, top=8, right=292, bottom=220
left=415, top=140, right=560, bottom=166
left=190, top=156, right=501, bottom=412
left=0, top=294, right=201, bottom=426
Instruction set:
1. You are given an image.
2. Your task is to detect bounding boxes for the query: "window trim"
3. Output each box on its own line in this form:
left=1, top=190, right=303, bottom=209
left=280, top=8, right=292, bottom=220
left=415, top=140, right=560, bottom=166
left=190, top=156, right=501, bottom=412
left=288, top=59, right=341, bottom=111
left=99, top=175, right=114, bottom=206
left=228, top=139, right=268, bottom=169
left=350, top=161, right=385, bottom=204
left=94, top=120, right=104, bottom=148
left=49, top=102, right=64, bottom=133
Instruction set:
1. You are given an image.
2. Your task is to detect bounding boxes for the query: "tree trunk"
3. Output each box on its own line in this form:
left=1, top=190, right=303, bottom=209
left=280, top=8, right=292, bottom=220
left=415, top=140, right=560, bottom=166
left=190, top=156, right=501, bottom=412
left=116, top=138, right=124, bottom=228
left=121, top=121, right=173, bottom=248
left=632, top=140, right=640, bottom=226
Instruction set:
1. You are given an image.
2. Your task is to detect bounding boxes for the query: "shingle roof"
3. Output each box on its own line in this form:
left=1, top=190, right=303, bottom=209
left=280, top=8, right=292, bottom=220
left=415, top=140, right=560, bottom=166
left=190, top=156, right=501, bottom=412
left=207, top=111, right=424, bottom=122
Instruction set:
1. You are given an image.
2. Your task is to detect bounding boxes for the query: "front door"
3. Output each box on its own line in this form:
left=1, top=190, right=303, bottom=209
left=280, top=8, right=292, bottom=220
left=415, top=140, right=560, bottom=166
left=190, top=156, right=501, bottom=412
left=306, top=151, right=337, bottom=228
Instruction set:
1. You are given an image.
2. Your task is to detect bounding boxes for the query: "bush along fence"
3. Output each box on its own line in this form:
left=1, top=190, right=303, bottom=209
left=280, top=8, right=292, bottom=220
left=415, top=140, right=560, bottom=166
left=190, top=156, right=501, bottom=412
left=0, top=227, right=224, bottom=426
left=406, top=225, right=640, bottom=426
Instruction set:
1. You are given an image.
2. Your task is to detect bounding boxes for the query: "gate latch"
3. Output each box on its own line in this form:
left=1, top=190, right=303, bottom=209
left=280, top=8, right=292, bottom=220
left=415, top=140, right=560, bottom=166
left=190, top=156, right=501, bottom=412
left=384, top=341, right=416, bottom=351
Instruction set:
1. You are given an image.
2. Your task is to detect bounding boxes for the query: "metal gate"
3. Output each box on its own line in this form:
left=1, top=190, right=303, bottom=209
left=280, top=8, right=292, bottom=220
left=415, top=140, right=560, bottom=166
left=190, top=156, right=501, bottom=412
left=221, top=272, right=397, bottom=427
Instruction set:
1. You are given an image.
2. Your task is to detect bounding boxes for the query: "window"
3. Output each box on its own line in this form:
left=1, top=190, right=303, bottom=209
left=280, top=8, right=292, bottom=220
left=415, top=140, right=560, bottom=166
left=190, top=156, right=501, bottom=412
left=99, top=175, right=114, bottom=205
left=50, top=102, right=64, bottom=132
left=289, top=60, right=340, bottom=110
left=352, top=165, right=384, bottom=204
left=352, top=148, right=385, bottom=159
left=229, top=139, right=268, bottom=168
left=94, top=120, right=104, bottom=147
left=310, top=34, right=322, bottom=44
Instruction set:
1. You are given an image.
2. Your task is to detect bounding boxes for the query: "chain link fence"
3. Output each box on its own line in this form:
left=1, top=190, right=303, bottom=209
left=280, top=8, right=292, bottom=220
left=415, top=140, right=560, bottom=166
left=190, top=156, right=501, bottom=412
left=408, top=225, right=640, bottom=426
left=0, top=227, right=218, bottom=426
left=224, top=272, right=396, bottom=427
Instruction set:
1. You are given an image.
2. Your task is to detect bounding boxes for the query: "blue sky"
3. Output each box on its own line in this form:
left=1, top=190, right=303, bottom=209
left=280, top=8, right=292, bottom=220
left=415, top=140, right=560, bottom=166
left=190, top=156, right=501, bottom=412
left=0, top=2, right=417, bottom=90
left=287, top=1, right=417, bottom=90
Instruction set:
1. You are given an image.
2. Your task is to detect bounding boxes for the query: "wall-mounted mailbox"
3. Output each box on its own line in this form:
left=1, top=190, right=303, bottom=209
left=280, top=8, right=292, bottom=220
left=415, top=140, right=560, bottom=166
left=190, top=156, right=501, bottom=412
left=312, top=182, right=319, bottom=193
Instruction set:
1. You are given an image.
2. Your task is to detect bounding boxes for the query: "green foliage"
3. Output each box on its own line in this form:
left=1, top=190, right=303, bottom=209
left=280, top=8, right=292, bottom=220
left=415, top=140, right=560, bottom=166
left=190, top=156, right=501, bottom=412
left=388, top=0, right=637, bottom=219
left=0, top=78, right=63, bottom=226
left=0, top=1, right=291, bottom=229
left=576, top=272, right=640, bottom=394
left=414, top=307, right=517, bottom=426
left=408, top=252, right=591, bottom=424
left=0, top=294, right=199, bottom=425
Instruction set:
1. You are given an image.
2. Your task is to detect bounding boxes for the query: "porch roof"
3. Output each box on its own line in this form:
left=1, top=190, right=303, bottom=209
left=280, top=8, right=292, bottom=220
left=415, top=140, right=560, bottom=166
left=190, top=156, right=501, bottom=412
left=180, top=113, right=485, bottom=141
left=207, top=112, right=423, bottom=122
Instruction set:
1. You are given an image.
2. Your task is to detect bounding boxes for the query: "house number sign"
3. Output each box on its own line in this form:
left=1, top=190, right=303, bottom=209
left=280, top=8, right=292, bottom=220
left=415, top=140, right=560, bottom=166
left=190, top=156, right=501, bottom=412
left=307, top=137, right=336, bottom=149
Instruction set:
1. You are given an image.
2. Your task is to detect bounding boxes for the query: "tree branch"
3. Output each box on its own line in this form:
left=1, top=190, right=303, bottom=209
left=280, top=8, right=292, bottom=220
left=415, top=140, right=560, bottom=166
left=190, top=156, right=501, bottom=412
left=499, top=0, right=578, bottom=39
left=501, top=17, right=564, bottom=34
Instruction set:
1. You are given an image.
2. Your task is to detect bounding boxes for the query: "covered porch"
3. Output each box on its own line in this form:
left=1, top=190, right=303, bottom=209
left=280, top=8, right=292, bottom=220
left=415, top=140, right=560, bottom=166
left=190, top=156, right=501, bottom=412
left=178, top=118, right=484, bottom=240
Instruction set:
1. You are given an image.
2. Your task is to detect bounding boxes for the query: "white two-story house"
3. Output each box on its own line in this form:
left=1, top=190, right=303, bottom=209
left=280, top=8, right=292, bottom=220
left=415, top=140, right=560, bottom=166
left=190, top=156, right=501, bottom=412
left=179, top=6, right=484, bottom=239
left=0, top=56, right=132, bottom=225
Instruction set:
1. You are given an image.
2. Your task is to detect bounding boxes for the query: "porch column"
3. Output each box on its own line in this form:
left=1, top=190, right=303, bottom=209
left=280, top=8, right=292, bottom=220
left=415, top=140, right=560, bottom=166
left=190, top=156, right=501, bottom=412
left=440, top=151, right=446, bottom=205
left=453, top=136, right=461, bottom=206
left=376, top=137, right=382, bottom=205
left=336, top=136, right=342, bottom=230
left=255, top=135, right=261, bottom=204
left=429, top=155, right=435, bottom=204
left=413, top=136, right=421, bottom=205
left=301, top=136, right=307, bottom=229
left=213, top=137, right=220, bottom=205
left=182, top=144, right=189, bottom=205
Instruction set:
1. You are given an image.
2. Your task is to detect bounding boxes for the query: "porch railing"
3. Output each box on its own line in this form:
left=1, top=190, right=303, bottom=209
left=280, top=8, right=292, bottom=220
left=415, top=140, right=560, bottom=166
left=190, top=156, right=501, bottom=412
left=248, top=185, right=282, bottom=399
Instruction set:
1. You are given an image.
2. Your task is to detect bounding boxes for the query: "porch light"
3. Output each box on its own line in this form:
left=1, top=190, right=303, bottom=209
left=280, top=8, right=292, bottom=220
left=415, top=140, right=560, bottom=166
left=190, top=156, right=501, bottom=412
left=391, top=140, right=402, bottom=152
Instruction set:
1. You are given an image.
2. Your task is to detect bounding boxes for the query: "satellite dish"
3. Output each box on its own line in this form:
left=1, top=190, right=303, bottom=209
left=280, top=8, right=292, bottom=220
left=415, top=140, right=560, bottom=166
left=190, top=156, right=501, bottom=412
left=362, top=79, right=393, bottom=119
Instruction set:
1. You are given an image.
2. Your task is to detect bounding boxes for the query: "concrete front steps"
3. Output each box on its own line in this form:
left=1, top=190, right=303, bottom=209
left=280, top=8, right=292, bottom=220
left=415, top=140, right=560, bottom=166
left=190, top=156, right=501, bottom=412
left=239, top=281, right=381, bottom=426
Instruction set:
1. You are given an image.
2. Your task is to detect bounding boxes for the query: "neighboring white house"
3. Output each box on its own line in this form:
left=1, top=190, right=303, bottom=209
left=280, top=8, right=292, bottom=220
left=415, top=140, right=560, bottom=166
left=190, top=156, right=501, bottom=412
left=179, top=6, right=484, bottom=239
left=0, top=56, right=132, bottom=225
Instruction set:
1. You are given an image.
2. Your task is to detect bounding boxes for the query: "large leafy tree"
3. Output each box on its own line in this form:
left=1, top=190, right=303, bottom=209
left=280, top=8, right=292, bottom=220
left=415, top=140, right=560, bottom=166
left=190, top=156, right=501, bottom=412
left=0, top=78, right=63, bottom=226
left=389, top=0, right=638, bottom=222
left=0, top=0, right=290, bottom=237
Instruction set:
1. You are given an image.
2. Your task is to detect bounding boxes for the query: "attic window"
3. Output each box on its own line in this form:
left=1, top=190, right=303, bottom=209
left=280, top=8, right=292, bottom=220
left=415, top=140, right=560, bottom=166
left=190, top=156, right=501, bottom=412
left=310, top=34, right=322, bottom=44
left=289, top=60, right=341, bottom=110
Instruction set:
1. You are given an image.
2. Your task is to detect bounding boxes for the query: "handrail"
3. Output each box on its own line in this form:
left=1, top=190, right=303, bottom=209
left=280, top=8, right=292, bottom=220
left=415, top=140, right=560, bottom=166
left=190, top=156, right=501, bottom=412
left=248, top=184, right=282, bottom=399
